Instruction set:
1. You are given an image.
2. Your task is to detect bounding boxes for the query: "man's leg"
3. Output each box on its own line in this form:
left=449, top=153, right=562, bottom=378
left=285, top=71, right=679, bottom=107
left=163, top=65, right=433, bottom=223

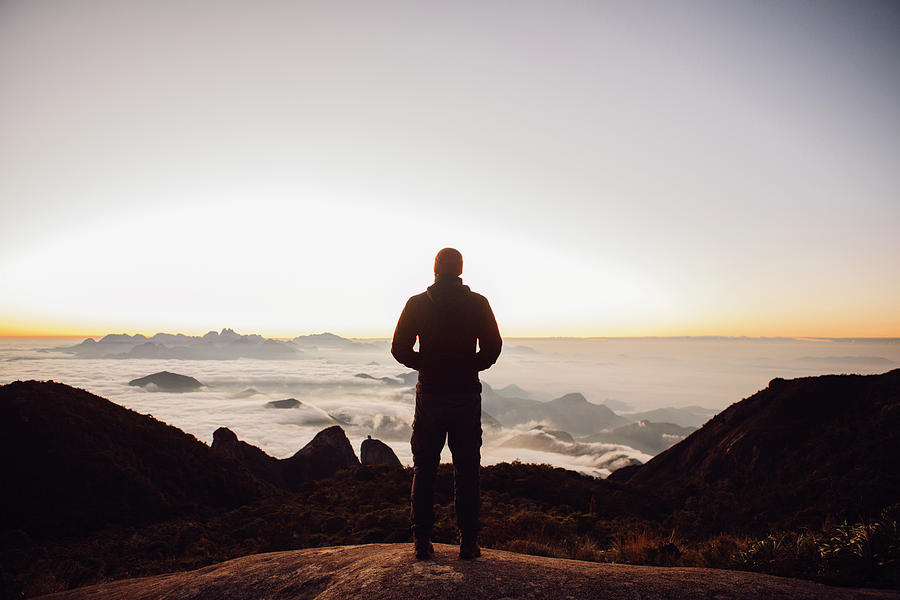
left=447, top=393, right=483, bottom=558
left=410, top=394, right=445, bottom=558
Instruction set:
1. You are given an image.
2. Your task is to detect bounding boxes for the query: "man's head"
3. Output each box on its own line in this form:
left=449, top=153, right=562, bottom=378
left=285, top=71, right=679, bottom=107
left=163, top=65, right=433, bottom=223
left=434, top=247, right=463, bottom=276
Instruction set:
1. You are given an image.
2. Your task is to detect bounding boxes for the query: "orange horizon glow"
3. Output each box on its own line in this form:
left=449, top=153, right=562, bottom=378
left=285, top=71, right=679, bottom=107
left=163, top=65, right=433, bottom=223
left=2, top=321, right=898, bottom=341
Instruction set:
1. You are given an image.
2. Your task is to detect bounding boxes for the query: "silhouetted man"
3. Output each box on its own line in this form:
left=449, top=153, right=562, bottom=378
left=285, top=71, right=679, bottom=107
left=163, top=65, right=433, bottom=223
left=391, top=248, right=502, bottom=560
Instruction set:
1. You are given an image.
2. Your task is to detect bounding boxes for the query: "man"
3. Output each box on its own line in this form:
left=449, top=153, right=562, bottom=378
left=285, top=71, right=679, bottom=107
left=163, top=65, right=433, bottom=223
left=391, top=247, right=502, bottom=560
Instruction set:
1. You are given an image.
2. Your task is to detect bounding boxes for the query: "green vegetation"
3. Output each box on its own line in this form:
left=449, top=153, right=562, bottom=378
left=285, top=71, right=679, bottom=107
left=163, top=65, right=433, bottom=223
left=733, top=505, right=900, bottom=588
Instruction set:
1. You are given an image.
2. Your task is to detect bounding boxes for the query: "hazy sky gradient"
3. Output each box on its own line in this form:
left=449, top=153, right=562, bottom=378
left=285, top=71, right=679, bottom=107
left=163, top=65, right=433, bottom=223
left=1, top=1, right=898, bottom=337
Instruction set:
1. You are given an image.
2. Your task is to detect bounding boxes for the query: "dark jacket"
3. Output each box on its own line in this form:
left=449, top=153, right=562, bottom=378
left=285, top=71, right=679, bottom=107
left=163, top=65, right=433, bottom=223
left=391, top=275, right=502, bottom=393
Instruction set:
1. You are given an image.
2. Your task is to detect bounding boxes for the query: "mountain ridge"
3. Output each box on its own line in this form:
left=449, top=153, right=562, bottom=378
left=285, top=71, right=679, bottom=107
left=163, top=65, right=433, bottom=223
left=621, top=369, right=900, bottom=533
left=3, top=369, right=899, bottom=596
left=0, top=380, right=273, bottom=538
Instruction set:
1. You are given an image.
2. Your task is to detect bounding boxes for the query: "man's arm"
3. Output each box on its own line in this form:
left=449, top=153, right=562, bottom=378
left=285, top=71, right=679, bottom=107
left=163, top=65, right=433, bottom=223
left=474, top=297, right=501, bottom=371
left=391, top=297, right=422, bottom=370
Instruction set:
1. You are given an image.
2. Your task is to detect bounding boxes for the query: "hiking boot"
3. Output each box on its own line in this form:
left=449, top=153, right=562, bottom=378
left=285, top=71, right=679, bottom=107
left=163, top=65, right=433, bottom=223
left=414, top=538, right=434, bottom=560
left=459, top=535, right=481, bottom=560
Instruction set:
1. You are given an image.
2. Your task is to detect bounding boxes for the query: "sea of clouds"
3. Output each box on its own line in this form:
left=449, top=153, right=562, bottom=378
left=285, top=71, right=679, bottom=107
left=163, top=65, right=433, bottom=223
left=1, top=335, right=897, bottom=477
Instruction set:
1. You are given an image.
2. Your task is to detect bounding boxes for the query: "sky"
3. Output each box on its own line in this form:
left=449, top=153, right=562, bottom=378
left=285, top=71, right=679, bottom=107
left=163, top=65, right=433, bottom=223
left=1, top=1, right=898, bottom=338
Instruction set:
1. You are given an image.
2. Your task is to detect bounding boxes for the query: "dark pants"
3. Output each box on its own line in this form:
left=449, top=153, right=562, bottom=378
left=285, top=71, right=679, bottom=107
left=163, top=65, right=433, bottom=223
left=410, top=390, right=482, bottom=539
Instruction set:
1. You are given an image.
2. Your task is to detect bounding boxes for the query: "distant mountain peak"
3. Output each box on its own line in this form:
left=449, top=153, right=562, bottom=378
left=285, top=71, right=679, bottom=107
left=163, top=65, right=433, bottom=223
left=551, top=392, right=589, bottom=405
left=292, top=332, right=358, bottom=347
left=61, top=329, right=304, bottom=360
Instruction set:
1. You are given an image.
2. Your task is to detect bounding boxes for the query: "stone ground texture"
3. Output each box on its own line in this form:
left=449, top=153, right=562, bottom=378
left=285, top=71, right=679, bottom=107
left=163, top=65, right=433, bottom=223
left=37, top=543, right=900, bottom=600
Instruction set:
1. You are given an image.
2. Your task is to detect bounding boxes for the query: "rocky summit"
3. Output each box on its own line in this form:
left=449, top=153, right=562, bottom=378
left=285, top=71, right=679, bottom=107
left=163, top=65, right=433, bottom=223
left=212, top=425, right=360, bottom=491
left=361, top=435, right=402, bottom=466
left=34, top=544, right=899, bottom=600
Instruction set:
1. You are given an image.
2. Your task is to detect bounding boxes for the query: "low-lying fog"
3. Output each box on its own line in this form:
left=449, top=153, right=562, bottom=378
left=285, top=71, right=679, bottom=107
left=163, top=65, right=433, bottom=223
left=1, top=333, right=897, bottom=477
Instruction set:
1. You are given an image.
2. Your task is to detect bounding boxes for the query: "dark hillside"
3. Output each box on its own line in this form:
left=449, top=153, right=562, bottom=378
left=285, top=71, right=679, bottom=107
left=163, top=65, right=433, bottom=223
left=3, top=373, right=899, bottom=597
left=0, top=381, right=274, bottom=539
left=625, top=369, right=900, bottom=534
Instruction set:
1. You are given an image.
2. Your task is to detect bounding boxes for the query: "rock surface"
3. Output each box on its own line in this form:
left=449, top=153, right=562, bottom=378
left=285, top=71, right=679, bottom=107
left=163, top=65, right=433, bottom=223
left=286, top=425, right=361, bottom=481
left=360, top=435, right=402, bottom=466
left=35, top=543, right=899, bottom=600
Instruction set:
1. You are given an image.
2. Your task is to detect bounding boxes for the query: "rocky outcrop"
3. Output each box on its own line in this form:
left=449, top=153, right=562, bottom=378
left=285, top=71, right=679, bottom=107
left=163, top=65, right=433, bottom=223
left=285, top=426, right=361, bottom=482
left=127, top=371, right=204, bottom=392
left=265, top=398, right=301, bottom=409
left=212, top=425, right=360, bottom=491
left=212, top=427, right=287, bottom=488
left=354, top=373, right=406, bottom=385
left=360, top=435, right=401, bottom=466
left=35, top=543, right=898, bottom=600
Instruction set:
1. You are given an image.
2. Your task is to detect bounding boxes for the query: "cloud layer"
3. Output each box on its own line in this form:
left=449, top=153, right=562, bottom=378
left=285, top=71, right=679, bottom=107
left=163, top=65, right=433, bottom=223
left=2, top=336, right=898, bottom=477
